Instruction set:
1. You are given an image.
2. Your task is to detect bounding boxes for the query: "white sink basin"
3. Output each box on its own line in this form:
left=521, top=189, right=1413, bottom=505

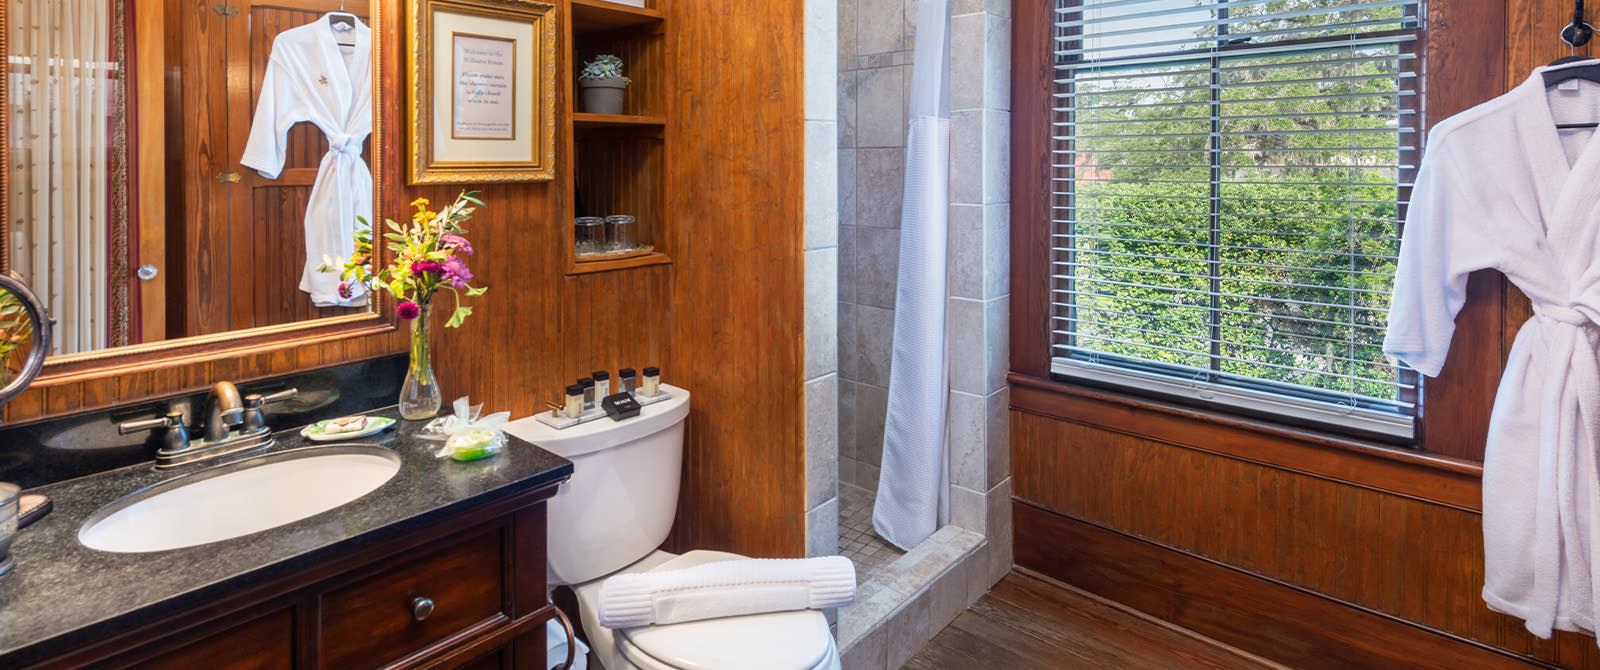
left=79, top=445, right=401, bottom=553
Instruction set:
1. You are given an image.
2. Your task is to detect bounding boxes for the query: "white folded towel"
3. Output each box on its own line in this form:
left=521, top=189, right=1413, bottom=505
left=598, top=556, right=857, bottom=629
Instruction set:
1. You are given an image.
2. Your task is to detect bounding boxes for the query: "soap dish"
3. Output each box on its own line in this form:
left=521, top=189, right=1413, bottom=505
left=301, top=416, right=396, bottom=442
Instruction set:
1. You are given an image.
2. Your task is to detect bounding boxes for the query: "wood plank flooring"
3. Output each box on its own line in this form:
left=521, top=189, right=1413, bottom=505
left=906, top=572, right=1285, bottom=669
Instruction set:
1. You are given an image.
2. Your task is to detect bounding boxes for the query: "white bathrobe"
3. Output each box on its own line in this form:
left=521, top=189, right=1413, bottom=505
left=241, top=15, right=372, bottom=307
left=1386, top=61, right=1600, bottom=641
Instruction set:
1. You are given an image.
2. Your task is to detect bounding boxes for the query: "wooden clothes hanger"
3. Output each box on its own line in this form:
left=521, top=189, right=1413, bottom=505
left=327, top=1, right=359, bottom=48
left=1544, top=0, right=1600, bottom=129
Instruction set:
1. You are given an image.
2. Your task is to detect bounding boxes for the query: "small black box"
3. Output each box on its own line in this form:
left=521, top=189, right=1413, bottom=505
left=602, top=392, right=642, bottom=421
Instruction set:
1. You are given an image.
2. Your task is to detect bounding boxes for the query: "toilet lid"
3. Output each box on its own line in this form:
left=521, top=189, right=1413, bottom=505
left=615, top=552, right=835, bottom=670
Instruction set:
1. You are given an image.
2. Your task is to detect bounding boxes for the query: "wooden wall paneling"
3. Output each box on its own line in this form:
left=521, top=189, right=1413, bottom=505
left=664, top=0, right=806, bottom=557
left=1010, top=376, right=1484, bottom=511
left=1013, top=504, right=1540, bottom=670
left=1011, top=411, right=1600, bottom=669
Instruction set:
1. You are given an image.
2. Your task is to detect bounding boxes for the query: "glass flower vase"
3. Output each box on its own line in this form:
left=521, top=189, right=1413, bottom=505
left=399, top=302, right=442, bottom=420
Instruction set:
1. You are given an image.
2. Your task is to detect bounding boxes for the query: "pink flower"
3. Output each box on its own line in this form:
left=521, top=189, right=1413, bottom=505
left=396, top=300, right=421, bottom=320
left=337, top=282, right=354, bottom=300
left=411, top=260, right=443, bottom=277
left=441, top=234, right=474, bottom=255
left=442, top=256, right=474, bottom=288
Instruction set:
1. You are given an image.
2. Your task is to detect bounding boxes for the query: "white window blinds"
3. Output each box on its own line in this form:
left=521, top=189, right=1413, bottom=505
left=1049, top=0, right=1422, bottom=438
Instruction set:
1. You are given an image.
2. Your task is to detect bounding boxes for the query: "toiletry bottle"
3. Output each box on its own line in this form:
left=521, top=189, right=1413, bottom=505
left=564, top=384, right=584, bottom=419
left=619, top=368, right=638, bottom=395
left=593, top=370, right=611, bottom=400
left=579, top=377, right=596, bottom=410
left=642, top=366, right=661, bottom=397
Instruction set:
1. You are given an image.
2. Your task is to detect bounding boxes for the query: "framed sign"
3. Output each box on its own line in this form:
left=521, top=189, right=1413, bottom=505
left=408, top=0, right=556, bottom=183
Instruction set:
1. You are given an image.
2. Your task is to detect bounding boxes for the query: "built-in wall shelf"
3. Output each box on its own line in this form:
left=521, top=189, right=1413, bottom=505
left=571, top=0, right=664, bottom=33
left=571, top=251, right=673, bottom=275
left=573, top=112, right=666, bottom=129
left=562, top=0, right=669, bottom=276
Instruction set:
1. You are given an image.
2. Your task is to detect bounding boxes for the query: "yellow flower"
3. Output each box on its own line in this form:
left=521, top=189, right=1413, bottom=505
left=410, top=197, right=430, bottom=209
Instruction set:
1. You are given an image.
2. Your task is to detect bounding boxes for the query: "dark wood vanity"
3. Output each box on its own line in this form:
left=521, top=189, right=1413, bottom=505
left=49, top=483, right=561, bottom=670
left=15, top=478, right=566, bottom=670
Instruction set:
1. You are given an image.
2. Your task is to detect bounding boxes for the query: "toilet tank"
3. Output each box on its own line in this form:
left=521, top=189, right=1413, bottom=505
left=504, top=385, right=690, bottom=585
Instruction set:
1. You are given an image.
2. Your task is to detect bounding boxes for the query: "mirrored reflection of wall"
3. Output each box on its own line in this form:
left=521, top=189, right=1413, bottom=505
left=6, top=0, right=377, bottom=358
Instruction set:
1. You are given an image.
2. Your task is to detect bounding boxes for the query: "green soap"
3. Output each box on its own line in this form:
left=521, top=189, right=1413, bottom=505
left=450, top=445, right=497, bottom=462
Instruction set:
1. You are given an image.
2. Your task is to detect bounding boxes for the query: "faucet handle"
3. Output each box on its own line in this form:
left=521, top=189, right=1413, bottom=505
left=118, top=409, right=184, bottom=435
left=119, top=409, right=191, bottom=455
left=254, top=387, right=299, bottom=406
left=241, top=388, right=298, bottom=434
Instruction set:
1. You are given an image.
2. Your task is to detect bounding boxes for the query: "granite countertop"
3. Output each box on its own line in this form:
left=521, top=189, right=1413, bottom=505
left=0, top=408, right=572, bottom=665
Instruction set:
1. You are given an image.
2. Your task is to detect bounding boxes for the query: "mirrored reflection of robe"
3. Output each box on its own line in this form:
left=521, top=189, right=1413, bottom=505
left=1386, top=61, right=1600, bottom=642
left=241, top=15, right=372, bottom=308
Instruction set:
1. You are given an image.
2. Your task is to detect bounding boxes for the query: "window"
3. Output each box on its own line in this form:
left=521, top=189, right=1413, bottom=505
left=1049, top=0, right=1422, bottom=438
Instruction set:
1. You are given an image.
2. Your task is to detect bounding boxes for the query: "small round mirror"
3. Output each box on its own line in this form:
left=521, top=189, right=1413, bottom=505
left=0, top=273, right=50, bottom=407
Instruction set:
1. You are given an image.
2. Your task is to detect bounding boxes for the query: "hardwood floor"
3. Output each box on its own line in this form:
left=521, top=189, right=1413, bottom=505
left=906, top=572, right=1284, bottom=669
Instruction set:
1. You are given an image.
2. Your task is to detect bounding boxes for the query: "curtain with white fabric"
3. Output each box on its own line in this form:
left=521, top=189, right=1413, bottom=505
left=8, top=0, right=126, bottom=354
left=873, top=0, right=953, bottom=551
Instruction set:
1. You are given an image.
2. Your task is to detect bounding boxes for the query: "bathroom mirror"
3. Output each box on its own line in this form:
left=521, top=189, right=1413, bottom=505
left=5, top=0, right=382, bottom=361
left=0, top=273, right=52, bottom=407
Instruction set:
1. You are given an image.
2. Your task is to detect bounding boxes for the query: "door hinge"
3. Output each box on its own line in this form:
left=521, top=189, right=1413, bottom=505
left=213, top=3, right=238, bottom=17
left=215, top=171, right=242, bottom=184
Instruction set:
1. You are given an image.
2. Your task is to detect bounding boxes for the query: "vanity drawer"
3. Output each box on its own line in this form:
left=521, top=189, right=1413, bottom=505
left=318, top=528, right=506, bottom=668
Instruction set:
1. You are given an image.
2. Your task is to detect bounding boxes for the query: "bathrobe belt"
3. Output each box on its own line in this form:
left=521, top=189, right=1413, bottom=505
left=328, top=133, right=365, bottom=158
left=1528, top=306, right=1600, bottom=636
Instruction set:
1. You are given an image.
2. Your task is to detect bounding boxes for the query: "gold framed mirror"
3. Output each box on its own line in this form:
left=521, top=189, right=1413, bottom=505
left=2, top=0, right=396, bottom=382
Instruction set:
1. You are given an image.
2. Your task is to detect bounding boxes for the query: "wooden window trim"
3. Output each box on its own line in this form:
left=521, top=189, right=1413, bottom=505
left=1010, top=0, right=1509, bottom=467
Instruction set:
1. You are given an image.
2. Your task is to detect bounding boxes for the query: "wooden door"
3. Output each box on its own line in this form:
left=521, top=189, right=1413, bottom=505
left=168, top=0, right=367, bottom=340
left=228, top=0, right=370, bottom=331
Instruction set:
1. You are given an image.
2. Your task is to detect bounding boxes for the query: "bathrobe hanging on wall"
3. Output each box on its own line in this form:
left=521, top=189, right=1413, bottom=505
left=241, top=15, right=373, bottom=308
left=1386, top=60, right=1600, bottom=643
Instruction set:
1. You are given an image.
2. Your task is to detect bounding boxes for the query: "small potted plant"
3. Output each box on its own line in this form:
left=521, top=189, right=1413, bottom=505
left=579, top=54, right=631, bottom=115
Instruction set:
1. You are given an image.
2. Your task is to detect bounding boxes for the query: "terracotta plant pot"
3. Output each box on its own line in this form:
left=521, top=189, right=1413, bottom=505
left=580, top=77, right=628, bottom=114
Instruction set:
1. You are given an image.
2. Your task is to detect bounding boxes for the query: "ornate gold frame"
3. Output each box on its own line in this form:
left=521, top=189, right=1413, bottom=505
left=0, top=0, right=398, bottom=383
left=408, top=0, right=557, bottom=184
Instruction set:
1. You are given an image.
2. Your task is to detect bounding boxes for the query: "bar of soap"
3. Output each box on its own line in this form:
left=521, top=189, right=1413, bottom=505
left=446, top=428, right=502, bottom=462
left=322, top=416, right=370, bottom=434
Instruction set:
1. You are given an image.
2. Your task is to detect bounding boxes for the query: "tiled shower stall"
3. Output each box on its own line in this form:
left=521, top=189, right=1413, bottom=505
left=804, top=0, right=1016, bottom=667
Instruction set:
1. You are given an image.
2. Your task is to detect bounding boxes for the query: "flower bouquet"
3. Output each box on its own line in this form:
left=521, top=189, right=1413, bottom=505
left=325, top=191, right=489, bottom=419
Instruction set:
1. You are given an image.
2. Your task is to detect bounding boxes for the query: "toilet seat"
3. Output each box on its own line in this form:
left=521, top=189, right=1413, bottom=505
left=574, top=550, right=840, bottom=670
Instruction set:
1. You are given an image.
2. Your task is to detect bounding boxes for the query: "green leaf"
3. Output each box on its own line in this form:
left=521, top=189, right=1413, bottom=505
left=466, top=286, right=488, bottom=297
left=446, top=305, right=473, bottom=328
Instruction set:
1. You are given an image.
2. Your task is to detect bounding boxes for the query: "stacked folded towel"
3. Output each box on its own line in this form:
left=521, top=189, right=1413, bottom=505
left=598, top=556, right=857, bottom=629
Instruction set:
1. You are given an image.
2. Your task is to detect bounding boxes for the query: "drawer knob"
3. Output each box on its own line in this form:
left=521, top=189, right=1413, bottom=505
left=411, top=597, right=435, bottom=621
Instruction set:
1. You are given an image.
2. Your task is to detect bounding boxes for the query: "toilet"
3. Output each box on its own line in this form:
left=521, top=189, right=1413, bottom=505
left=505, top=385, right=842, bottom=670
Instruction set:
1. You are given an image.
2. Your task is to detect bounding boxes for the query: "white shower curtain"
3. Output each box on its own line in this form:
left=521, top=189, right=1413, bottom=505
left=9, top=0, right=117, bottom=354
left=873, top=0, right=951, bottom=550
